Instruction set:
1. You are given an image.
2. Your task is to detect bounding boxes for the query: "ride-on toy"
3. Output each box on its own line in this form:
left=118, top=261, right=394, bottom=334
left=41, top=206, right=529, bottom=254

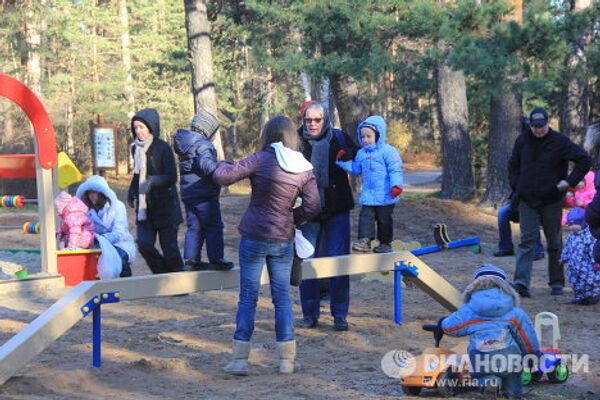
left=399, top=323, right=469, bottom=396
left=521, top=312, right=569, bottom=385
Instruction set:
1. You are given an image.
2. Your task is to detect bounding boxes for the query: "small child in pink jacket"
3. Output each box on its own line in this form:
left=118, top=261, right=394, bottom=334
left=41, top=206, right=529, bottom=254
left=562, top=171, right=596, bottom=226
left=55, top=191, right=95, bottom=249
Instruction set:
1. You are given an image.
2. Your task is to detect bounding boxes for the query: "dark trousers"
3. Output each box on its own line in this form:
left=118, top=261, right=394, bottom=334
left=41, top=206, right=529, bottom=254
left=299, top=212, right=350, bottom=319
left=115, top=246, right=132, bottom=277
left=358, top=204, right=395, bottom=245
left=183, top=197, right=225, bottom=263
left=136, top=222, right=184, bottom=274
left=497, top=204, right=544, bottom=257
left=514, top=199, right=564, bottom=289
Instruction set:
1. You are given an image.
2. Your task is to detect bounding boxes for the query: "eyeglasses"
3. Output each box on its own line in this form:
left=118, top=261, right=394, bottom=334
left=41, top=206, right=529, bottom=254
left=304, top=118, right=323, bottom=124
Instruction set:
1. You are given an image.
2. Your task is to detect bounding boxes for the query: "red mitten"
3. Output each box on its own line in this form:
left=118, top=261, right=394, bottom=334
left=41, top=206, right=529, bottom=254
left=336, top=149, right=346, bottom=161
left=391, top=186, right=403, bottom=198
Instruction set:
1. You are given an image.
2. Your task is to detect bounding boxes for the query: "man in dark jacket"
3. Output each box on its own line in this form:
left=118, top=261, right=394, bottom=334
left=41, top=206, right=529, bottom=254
left=509, top=107, right=591, bottom=297
left=128, top=108, right=184, bottom=274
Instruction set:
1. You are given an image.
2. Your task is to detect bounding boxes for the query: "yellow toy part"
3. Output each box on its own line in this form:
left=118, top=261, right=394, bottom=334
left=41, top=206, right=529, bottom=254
left=57, top=152, right=83, bottom=189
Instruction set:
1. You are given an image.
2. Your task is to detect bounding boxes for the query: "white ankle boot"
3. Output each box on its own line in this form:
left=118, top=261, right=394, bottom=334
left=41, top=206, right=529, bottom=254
left=224, top=339, right=251, bottom=376
left=277, top=340, right=296, bottom=374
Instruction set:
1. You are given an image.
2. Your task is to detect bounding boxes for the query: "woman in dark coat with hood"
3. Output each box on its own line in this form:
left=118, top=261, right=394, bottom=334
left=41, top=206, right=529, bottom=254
left=127, top=108, right=184, bottom=274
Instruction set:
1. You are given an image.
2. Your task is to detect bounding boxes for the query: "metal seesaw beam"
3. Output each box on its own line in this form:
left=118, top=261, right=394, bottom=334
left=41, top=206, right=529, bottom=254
left=0, top=250, right=461, bottom=385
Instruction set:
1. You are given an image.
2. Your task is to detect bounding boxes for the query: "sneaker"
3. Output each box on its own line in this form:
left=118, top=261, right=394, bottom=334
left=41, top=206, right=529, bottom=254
left=512, top=283, right=531, bottom=298
left=208, top=259, right=234, bottom=271
left=352, top=238, right=371, bottom=252
left=550, top=287, right=564, bottom=296
left=333, top=317, right=349, bottom=331
left=373, top=243, right=392, bottom=253
left=185, top=260, right=210, bottom=271
left=533, top=253, right=545, bottom=261
left=297, top=317, right=318, bottom=329
left=493, top=250, right=515, bottom=257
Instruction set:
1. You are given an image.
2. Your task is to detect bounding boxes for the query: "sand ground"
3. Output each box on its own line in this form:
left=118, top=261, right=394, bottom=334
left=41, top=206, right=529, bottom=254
left=0, top=185, right=598, bottom=399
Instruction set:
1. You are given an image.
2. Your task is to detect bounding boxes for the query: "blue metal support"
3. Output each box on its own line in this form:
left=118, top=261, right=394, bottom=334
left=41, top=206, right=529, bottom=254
left=80, top=291, right=121, bottom=368
left=410, top=236, right=480, bottom=256
left=92, top=306, right=101, bottom=367
left=394, top=261, right=419, bottom=325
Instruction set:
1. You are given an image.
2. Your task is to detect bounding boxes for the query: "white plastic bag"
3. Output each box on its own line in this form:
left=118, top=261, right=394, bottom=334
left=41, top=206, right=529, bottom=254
left=95, top=234, right=122, bottom=280
left=294, top=229, right=314, bottom=259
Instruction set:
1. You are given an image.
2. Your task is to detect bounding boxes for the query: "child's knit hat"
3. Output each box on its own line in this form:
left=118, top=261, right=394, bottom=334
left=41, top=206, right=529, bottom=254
left=473, top=264, right=507, bottom=280
left=54, top=191, right=72, bottom=216
left=567, top=207, right=586, bottom=227
left=190, top=109, right=219, bottom=139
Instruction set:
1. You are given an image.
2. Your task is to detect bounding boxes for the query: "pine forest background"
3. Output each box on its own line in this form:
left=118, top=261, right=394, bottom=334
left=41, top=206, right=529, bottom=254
left=1, top=0, right=600, bottom=206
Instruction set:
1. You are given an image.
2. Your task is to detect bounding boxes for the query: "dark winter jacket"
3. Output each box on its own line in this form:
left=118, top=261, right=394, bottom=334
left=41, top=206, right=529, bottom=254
left=213, top=147, right=321, bottom=241
left=172, top=128, right=220, bottom=202
left=128, top=108, right=183, bottom=228
left=299, top=127, right=358, bottom=220
left=508, top=128, right=591, bottom=208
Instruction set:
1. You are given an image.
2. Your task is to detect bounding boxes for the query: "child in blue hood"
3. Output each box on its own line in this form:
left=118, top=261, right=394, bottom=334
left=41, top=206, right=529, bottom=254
left=172, top=109, right=233, bottom=271
left=441, top=265, right=540, bottom=398
left=336, top=115, right=403, bottom=253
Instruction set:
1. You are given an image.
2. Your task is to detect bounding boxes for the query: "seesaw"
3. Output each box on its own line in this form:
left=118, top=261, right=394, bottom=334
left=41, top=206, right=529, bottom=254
left=0, top=235, right=484, bottom=386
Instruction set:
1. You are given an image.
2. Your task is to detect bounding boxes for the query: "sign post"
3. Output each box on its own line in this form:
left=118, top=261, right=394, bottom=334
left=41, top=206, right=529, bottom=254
left=90, top=116, right=118, bottom=176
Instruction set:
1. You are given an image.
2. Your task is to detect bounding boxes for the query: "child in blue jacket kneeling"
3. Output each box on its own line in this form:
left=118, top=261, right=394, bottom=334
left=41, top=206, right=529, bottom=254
left=336, top=115, right=403, bottom=253
left=441, top=265, right=540, bottom=398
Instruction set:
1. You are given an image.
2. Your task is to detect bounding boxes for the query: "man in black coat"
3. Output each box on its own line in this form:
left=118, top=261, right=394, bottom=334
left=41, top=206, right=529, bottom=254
left=128, top=108, right=184, bottom=274
left=508, top=107, right=591, bottom=297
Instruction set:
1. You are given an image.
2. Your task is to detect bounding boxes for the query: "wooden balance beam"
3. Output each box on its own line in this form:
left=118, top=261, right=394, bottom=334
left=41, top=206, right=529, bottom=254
left=0, top=251, right=461, bottom=386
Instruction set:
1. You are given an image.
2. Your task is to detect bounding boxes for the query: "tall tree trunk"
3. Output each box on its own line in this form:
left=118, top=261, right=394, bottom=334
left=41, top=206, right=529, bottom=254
left=184, top=0, right=224, bottom=159
left=258, top=63, right=273, bottom=129
left=22, top=0, right=43, bottom=96
left=299, top=70, right=311, bottom=101
left=330, top=73, right=366, bottom=140
left=91, top=0, right=100, bottom=103
left=118, top=0, right=135, bottom=116
left=480, top=92, right=521, bottom=206
left=559, top=0, right=592, bottom=145
left=481, top=0, right=523, bottom=206
left=436, top=64, right=475, bottom=200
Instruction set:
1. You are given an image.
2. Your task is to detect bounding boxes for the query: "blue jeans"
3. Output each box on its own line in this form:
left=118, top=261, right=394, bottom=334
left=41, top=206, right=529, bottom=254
left=497, top=205, right=544, bottom=257
left=234, top=236, right=294, bottom=343
left=183, top=197, right=225, bottom=263
left=469, top=350, right=522, bottom=397
left=299, top=212, right=350, bottom=319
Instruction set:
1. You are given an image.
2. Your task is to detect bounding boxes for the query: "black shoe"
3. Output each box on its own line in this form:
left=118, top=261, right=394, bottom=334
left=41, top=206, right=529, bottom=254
left=208, top=260, right=234, bottom=271
left=186, top=260, right=210, bottom=271
left=373, top=243, right=392, bottom=253
left=298, top=317, right=318, bottom=328
left=512, top=283, right=531, bottom=298
left=333, top=317, right=349, bottom=331
left=493, top=250, right=515, bottom=257
left=533, top=253, right=545, bottom=261
left=550, top=287, right=564, bottom=296
left=580, top=296, right=600, bottom=305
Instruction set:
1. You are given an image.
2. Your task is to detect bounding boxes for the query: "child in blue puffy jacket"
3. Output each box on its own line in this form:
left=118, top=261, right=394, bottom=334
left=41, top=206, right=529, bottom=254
left=336, top=115, right=403, bottom=253
left=172, top=109, right=233, bottom=271
left=441, top=265, right=540, bottom=398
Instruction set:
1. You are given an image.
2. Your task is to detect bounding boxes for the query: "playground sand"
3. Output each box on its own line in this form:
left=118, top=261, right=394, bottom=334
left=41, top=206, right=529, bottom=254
left=0, top=195, right=598, bottom=400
